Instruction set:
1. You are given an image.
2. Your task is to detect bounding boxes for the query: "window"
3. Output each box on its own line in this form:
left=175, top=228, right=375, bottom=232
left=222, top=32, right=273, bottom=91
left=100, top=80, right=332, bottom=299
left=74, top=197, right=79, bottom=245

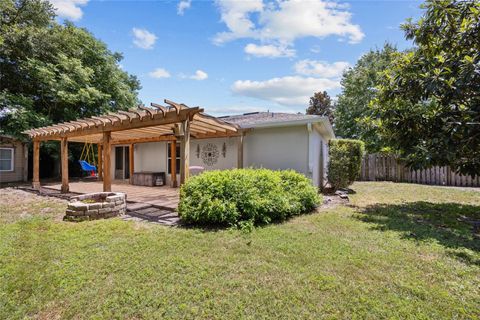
left=167, top=143, right=180, bottom=174
left=0, top=148, right=14, bottom=171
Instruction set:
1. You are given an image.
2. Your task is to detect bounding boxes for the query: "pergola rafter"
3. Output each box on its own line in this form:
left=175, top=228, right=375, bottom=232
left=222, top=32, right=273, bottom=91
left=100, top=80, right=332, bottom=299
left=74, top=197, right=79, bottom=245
left=23, top=99, right=241, bottom=193
left=150, top=103, right=167, bottom=117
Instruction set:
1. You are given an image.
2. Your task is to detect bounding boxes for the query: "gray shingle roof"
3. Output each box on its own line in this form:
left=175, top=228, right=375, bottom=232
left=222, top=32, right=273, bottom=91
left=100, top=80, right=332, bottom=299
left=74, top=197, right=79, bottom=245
left=218, top=112, right=323, bottom=128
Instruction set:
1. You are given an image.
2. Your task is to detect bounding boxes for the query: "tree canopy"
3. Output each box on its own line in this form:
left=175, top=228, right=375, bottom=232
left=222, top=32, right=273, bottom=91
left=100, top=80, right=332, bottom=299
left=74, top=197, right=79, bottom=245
left=334, top=44, right=398, bottom=153
left=375, top=0, right=480, bottom=176
left=306, top=91, right=335, bottom=124
left=0, top=0, right=141, bottom=138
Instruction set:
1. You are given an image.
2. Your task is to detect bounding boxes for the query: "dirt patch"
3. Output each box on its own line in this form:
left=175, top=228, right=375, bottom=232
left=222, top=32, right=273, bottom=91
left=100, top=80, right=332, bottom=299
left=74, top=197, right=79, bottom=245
left=0, top=188, right=67, bottom=223
left=321, top=194, right=349, bottom=209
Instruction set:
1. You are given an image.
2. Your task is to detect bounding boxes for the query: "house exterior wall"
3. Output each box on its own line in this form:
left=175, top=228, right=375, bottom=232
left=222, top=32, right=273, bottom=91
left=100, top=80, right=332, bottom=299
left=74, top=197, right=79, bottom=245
left=110, top=123, right=330, bottom=188
left=111, top=137, right=239, bottom=183
left=191, top=137, right=238, bottom=170
left=322, top=135, right=329, bottom=186
left=308, top=126, right=329, bottom=188
left=309, top=127, right=322, bottom=187
left=244, top=125, right=309, bottom=175
left=0, top=139, right=28, bottom=183
left=134, top=142, right=168, bottom=172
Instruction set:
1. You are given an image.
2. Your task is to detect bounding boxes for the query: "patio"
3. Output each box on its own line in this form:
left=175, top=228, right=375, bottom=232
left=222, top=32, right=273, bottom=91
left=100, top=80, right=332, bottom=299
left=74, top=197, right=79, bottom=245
left=44, top=180, right=179, bottom=210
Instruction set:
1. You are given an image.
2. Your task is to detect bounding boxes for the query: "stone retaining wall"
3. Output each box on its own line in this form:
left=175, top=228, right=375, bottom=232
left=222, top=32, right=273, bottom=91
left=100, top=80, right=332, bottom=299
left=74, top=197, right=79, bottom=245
left=64, top=192, right=126, bottom=222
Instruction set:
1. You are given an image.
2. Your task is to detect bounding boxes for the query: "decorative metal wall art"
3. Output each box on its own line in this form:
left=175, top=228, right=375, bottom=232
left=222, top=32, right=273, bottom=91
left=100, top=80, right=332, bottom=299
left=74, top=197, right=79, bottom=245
left=201, top=143, right=219, bottom=166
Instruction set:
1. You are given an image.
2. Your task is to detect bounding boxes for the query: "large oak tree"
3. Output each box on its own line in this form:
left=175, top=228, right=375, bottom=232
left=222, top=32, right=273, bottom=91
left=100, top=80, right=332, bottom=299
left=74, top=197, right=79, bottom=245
left=0, top=0, right=141, bottom=177
left=0, top=0, right=141, bottom=137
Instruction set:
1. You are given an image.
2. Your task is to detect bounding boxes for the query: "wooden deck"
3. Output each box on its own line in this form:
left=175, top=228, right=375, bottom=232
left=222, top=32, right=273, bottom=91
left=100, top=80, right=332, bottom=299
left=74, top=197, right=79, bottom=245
left=44, top=180, right=179, bottom=210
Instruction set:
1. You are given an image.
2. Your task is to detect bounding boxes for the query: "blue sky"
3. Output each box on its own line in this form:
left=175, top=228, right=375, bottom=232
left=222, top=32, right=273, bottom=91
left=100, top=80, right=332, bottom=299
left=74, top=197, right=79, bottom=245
left=51, top=0, right=423, bottom=116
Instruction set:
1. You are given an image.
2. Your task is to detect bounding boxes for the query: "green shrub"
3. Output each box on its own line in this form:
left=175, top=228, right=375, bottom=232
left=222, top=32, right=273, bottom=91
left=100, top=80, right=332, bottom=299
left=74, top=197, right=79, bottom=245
left=327, top=139, right=365, bottom=190
left=178, top=168, right=321, bottom=227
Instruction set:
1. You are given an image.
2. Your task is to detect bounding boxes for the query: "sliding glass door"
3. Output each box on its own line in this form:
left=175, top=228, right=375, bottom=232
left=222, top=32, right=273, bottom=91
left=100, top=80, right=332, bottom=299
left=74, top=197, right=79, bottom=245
left=114, top=146, right=130, bottom=180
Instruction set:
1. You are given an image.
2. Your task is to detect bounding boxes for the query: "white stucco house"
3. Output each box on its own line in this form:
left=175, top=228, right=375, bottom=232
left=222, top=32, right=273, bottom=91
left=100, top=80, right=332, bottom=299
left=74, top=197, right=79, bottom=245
left=110, top=111, right=334, bottom=188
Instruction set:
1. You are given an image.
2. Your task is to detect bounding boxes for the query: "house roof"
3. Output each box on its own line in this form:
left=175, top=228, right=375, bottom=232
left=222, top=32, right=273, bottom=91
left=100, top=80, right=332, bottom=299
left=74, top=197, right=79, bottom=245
left=219, top=112, right=320, bottom=127
left=218, top=111, right=335, bottom=139
left=0, top=134, right=21, bottom=141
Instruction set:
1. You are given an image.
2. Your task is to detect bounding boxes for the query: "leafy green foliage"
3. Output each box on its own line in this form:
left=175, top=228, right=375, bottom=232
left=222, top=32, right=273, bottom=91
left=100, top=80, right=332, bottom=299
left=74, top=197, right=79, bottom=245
left=334, top=44, right=398, bottom=152
left=178, top=169, right=321, bottom=227
left=375, top=0, right=480, bottom=176
left=0, top=0, right=140, bottom=137
left=306, top=91, right=335, bottom=124
left=328, top=139, right=365, bottom=190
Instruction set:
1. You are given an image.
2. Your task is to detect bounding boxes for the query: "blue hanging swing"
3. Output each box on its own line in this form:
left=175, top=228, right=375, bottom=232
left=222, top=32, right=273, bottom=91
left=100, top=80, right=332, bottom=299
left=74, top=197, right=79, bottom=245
left=78, top=160, right=96, bottom=172
left=79, top=140, right=97, bottom=176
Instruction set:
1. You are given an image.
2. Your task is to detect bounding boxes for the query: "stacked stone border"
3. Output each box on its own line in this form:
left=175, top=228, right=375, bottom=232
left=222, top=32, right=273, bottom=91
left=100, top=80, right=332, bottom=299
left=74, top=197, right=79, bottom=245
left=64, top=192, right=127, bottom=222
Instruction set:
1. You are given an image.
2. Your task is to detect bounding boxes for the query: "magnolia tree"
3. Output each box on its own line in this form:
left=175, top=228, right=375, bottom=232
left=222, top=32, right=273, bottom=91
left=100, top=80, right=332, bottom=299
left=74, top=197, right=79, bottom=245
left=375, top=0, right=480, bottom=177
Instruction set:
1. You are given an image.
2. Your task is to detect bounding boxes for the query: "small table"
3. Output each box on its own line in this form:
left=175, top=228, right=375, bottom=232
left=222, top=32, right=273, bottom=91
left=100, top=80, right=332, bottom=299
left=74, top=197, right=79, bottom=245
left=132, top=172, right=166, bottom=187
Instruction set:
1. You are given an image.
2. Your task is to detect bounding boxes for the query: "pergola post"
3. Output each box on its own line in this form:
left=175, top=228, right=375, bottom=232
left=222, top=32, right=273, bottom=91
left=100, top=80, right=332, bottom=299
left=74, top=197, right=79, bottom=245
left=237, top=133, right=244, bottom=169
left=170, top=140, right=177, bottom=187
left=179, top=119, right=190, bottom=185
left=97, top=144, right=103, bottom=181
left=32, top=140, right=40, bottom=190
left=60, top=137, right=69, bottom=193
left=103, top=131, right=112, bottom=192
left=129, top=144, right=134, bottom=184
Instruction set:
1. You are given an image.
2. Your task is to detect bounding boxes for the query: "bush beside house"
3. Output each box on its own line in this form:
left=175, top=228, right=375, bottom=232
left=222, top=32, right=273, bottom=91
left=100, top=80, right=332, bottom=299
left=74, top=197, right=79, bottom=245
left=328, top=139, right=365, bottom=190
left=178, top=169, right=321, bottom=227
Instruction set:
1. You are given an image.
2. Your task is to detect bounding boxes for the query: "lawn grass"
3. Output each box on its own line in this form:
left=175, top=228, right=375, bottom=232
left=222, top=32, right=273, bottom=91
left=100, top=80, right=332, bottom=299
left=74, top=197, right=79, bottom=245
left=0, top=182, right=479, bottom=319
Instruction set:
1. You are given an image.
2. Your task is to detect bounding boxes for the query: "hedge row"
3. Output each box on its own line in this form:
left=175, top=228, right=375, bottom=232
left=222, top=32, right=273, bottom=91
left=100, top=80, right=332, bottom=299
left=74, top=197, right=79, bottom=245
left=178, top=168, right=321, bottom=227
left=327, top=139, right=365, bottom=190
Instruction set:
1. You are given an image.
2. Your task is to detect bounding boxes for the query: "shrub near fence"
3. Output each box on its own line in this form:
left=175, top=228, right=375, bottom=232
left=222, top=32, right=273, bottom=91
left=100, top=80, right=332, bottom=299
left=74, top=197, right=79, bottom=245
left=360, top=154, right=480, bottom=187
left=327, top=139, right=365, bottom=190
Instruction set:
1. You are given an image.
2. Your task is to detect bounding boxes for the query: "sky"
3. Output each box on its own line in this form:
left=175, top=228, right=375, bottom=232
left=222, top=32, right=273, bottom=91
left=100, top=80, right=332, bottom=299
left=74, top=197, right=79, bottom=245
left=50, top=0, right=423, bottom=116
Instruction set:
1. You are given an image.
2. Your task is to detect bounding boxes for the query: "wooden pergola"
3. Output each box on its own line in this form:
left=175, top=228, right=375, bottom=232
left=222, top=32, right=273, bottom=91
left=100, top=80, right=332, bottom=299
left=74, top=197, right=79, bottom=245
left=23, top=99, right=242, bottom=193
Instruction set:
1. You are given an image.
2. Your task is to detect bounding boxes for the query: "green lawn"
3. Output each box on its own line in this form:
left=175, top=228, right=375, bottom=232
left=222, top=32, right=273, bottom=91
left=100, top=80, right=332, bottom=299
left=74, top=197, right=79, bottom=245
left=0, top=182, right=479, bottom=319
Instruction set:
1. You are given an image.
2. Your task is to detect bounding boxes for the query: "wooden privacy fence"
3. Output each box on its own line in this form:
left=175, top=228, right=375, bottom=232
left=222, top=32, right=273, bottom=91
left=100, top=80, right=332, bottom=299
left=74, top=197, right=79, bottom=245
left=359, top=154, right=480, bottom=187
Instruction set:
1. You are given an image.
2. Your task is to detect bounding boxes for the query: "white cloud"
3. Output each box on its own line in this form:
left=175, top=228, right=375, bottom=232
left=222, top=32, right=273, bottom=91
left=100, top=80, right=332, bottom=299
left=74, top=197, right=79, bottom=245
left=214, top=0, right=364, bottom=46
left=244, top=43, right=295, bottom=58
left=294, top=60, right=349, bottom=78
left=132, top=28, right=157, bottom=50
left=213, top=0, right=264, bottom=44
left=177, top=0, right=192, bottom=15
left=49, top=0, right=89, bottom=21
left=232, top=76, right=340, bottom=106
left=190, top=70, right=208, bottom=80
left=149, top=68, right=171, bottom=79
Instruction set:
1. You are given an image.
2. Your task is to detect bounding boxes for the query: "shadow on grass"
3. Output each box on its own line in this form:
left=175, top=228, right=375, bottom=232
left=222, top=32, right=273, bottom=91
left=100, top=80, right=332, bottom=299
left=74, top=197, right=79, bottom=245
left=355, top=201, right=480, bottom=266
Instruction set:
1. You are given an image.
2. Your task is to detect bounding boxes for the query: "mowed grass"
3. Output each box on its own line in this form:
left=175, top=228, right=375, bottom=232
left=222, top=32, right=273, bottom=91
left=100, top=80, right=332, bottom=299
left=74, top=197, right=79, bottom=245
left=0, top=182, right=479, bottom=319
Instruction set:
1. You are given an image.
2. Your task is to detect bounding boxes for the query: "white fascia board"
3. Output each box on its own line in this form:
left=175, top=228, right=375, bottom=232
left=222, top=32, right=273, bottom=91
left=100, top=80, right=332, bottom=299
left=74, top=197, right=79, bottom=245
left=240, top=117, right=323, bottom=129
